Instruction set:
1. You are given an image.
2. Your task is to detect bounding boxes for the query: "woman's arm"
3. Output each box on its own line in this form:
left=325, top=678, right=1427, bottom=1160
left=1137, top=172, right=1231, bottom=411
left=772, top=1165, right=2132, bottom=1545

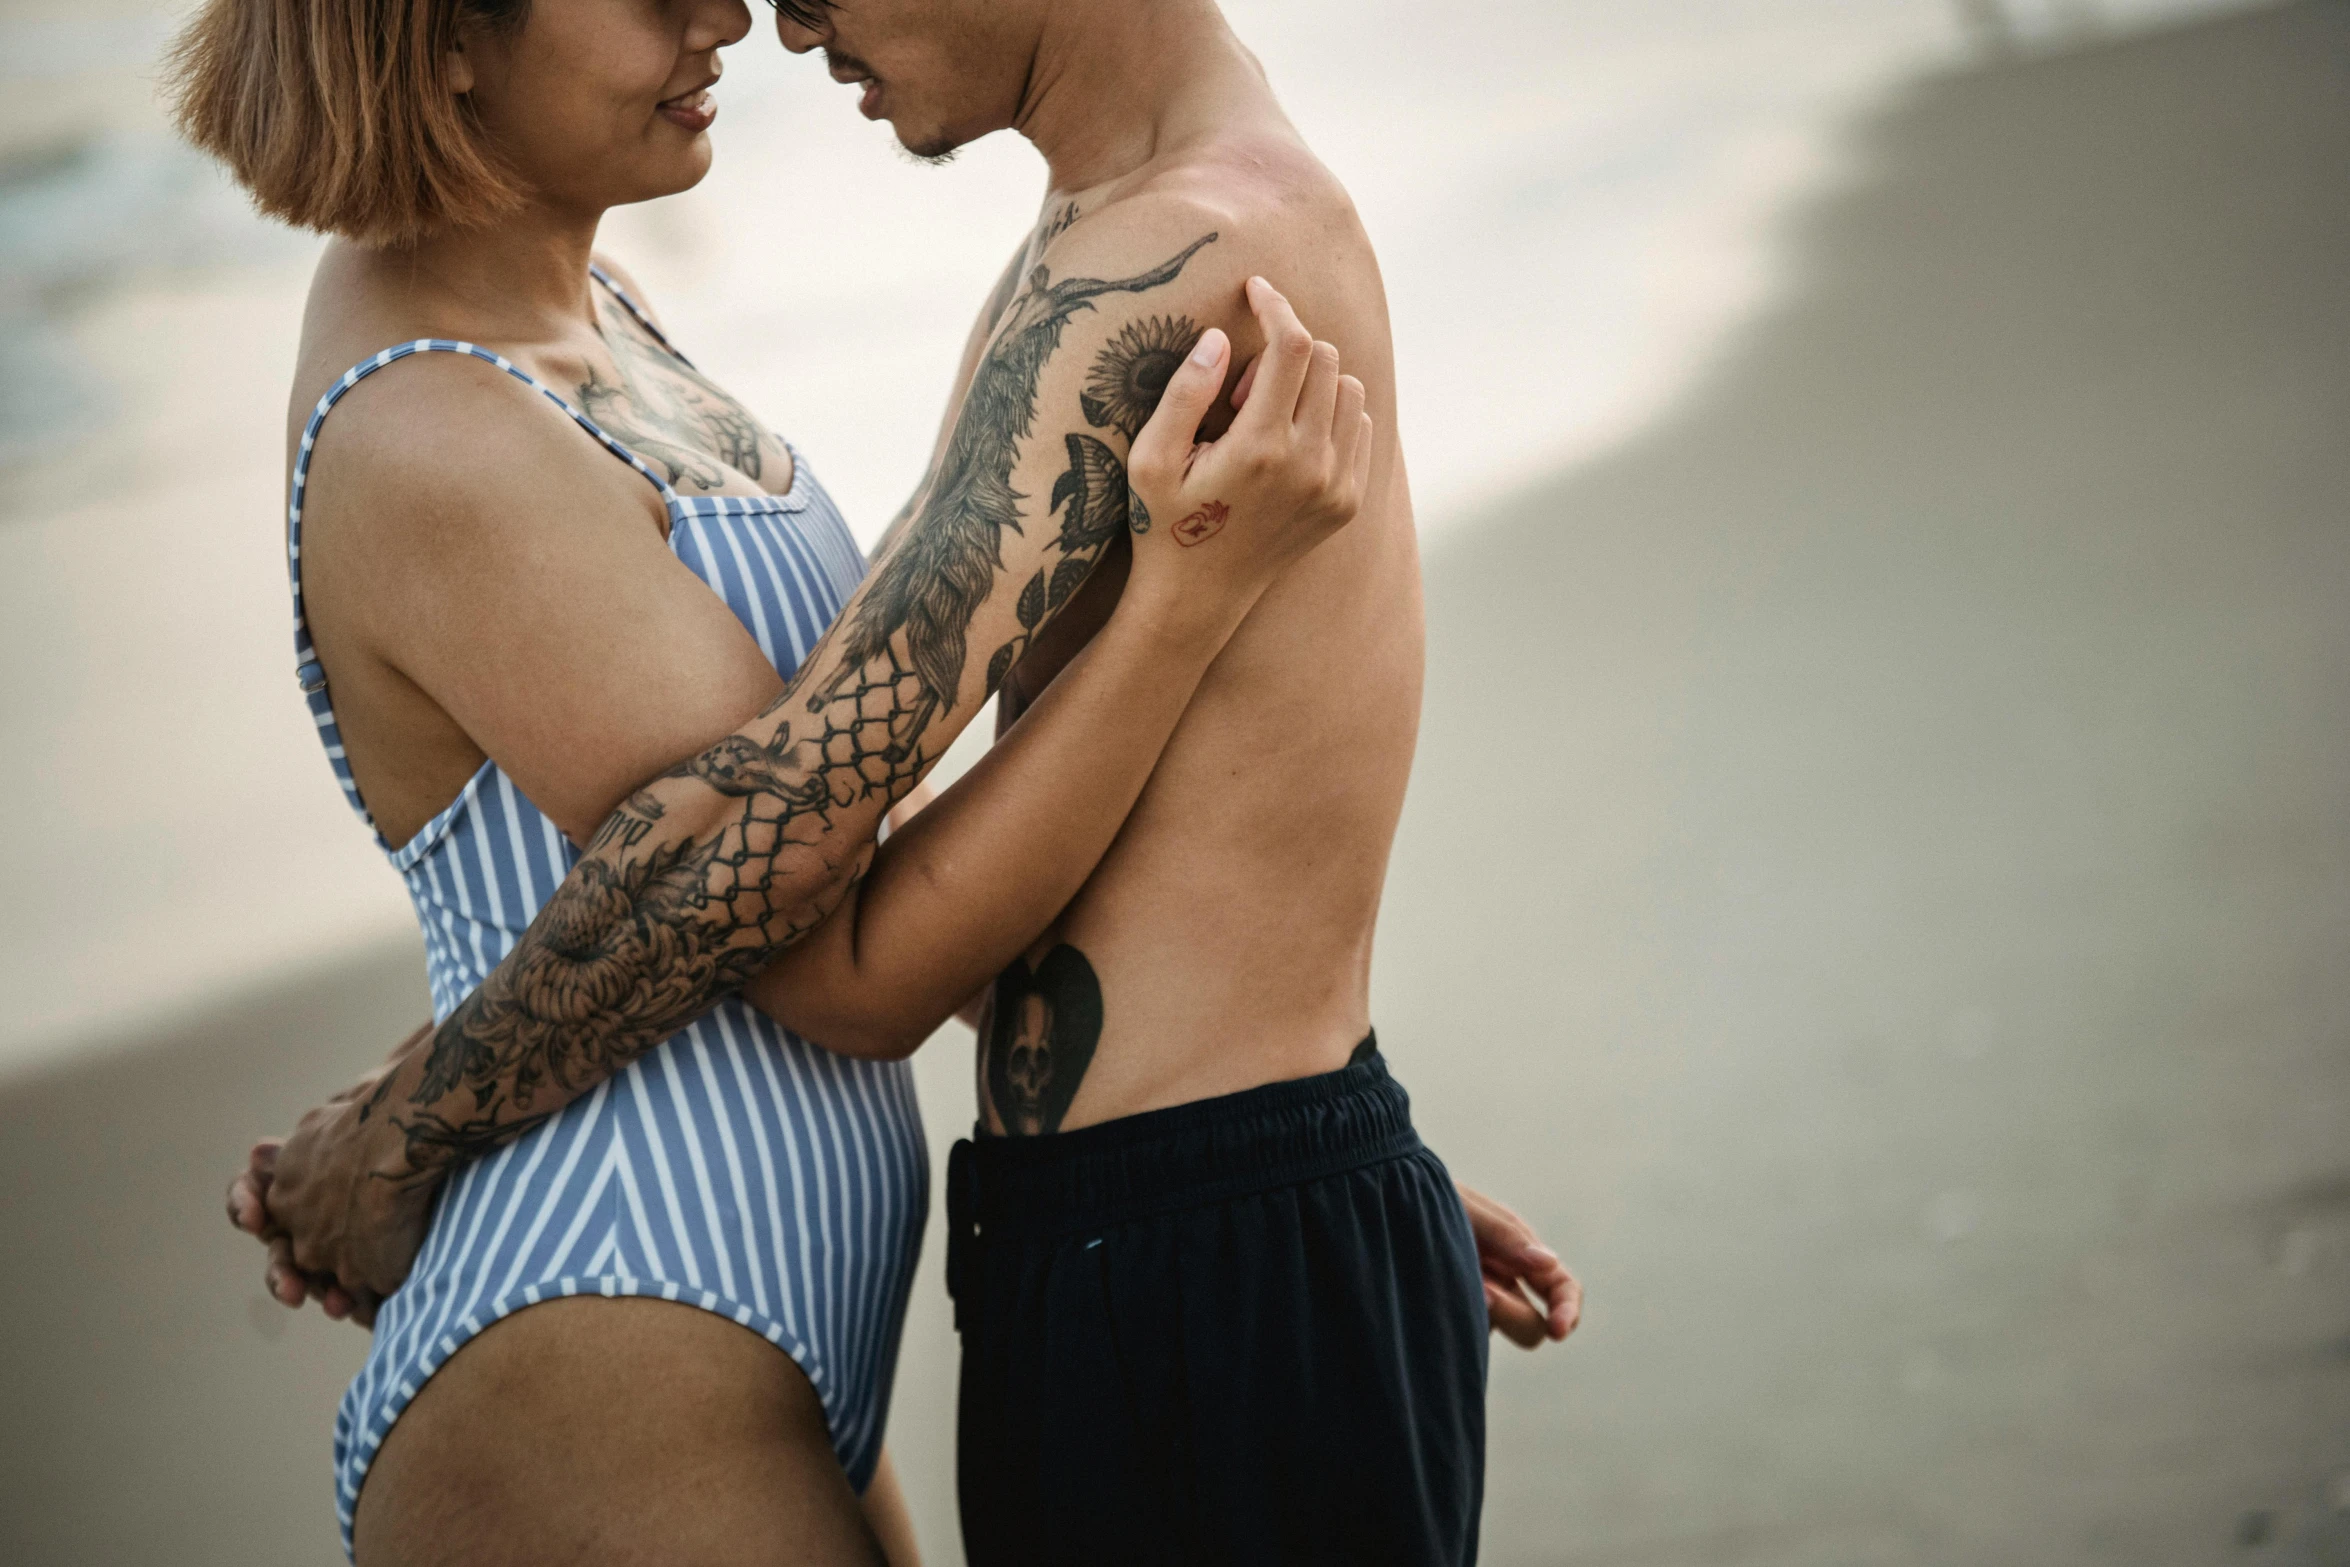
left=738, top=552, right=1242, bottom=1058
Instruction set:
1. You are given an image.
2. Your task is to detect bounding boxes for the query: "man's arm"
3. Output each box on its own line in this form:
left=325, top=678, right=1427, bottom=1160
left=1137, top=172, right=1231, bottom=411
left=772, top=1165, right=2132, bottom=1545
left=265, top=221, right=1336, bottom=1298
left=869, top=199, right=1081, bottom=563
left=868, top=229, right=1036, bottom=563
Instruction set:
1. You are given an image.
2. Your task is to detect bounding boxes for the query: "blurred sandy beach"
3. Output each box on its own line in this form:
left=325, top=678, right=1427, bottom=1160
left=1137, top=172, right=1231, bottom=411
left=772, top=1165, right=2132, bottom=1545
left=4, top=1, right=2345, bottom=1563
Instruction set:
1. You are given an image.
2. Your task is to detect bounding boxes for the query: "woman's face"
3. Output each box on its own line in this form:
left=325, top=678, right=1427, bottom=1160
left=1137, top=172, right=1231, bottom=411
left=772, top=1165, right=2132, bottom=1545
left=455, top=0, right=754, bottom=216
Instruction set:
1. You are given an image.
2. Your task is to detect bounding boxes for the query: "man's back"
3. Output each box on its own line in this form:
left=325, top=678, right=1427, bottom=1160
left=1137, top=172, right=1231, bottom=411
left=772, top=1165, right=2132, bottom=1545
left=969, top=111, right=1423, bottom=1131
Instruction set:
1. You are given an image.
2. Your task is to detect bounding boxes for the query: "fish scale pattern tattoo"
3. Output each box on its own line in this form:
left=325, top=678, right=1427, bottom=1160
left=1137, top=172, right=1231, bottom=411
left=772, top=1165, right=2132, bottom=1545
left=819, top=234, right=1217, bottom=755
left=378, top=234, right=1221, bottom=1180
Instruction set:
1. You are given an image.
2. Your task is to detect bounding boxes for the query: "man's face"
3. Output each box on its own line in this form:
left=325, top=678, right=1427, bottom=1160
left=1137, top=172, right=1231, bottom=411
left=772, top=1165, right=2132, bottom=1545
left=1004, top=993, right=1054, bottom=1136
left=771, top=0, right=1035, bottom=161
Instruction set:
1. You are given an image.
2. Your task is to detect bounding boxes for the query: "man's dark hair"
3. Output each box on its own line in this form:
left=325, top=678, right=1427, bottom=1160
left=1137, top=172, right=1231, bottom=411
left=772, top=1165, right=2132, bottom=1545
left=769, top=0, right=834, bottom=29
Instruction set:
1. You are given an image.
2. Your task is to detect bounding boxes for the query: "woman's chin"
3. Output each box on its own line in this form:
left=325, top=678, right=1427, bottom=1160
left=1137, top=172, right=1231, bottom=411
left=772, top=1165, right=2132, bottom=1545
left=613, top=144, right=716, bottom=206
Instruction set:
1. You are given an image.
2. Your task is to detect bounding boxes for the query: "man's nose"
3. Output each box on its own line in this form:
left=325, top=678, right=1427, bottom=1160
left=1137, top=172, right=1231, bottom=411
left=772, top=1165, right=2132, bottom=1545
left=773, top=13, right=824, bottom=54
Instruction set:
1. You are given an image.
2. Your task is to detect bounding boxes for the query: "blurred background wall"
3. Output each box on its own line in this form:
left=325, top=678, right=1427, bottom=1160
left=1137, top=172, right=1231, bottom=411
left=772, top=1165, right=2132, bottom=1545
left=3, top=1, right=2345, bottom=1563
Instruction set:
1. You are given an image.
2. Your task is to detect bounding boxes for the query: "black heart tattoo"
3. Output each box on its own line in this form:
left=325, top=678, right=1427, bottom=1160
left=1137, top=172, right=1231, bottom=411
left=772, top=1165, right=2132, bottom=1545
left=984, top=944, right=1104, bottom=1137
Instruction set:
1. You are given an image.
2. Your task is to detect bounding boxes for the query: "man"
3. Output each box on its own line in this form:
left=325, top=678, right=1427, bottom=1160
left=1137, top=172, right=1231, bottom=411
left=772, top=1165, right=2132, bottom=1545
left=784, top=9, right=1513, bottom=1556
left=775, top=17, right=1580, bottom=1556
left=251, top=1, right=1577, bottom=1561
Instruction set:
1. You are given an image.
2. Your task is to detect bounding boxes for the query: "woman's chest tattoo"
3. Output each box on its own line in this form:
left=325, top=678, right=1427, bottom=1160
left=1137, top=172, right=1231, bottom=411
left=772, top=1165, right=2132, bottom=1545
left=576, top=302, right=779, bottom=492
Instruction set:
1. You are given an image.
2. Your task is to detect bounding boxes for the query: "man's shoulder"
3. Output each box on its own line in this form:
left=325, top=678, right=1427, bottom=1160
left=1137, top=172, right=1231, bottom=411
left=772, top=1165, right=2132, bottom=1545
left=1039, top=136, right=1367, bottom=301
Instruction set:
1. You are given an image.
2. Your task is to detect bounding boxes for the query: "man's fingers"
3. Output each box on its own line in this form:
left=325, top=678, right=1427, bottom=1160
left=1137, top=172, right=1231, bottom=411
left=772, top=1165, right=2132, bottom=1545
left=287, top=1229, right=328, bottom=1279
left=227, top=1170, right=272, bottom=1237
left=1130, top=325, right=1229, bottom=479
left=1485, top=1277, right=1548, bottom=1349
left=1511, top=1242, right=1581, bottom=1340
left=264, top=1236, right=306, bottom=1309
left=1554, top=1270, right=1584, bottom=1339
left=1234, top=276, right=1316, bottom=434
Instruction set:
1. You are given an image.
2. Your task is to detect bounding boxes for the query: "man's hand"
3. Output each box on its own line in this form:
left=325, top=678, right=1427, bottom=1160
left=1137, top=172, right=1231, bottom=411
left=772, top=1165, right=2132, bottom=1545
left=228, top=1024, right=442, bottom=1323
left=1458, top=1181, right=1581, bottom=1349
left=229, top=1138, right=372, bottom=1325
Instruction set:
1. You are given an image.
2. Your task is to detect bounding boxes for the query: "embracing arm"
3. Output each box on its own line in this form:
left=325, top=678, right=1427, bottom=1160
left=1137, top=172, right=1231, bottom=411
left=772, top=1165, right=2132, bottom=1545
left=265, top=227, right=1361, bottom=1299
left=738, top=558, right=1230, bottom=1059
left=745, top=282, right=1374, bottom=1055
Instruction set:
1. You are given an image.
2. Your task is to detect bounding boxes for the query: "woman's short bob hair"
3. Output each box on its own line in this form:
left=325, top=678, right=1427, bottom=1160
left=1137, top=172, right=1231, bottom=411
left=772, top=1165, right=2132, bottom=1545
left=167, top=0, right=534, bottom=247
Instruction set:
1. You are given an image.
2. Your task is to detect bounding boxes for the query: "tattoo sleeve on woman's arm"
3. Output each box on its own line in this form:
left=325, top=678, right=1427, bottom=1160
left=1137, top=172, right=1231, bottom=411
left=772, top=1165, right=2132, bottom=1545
left=381, top=235, right=1219, bottom=1179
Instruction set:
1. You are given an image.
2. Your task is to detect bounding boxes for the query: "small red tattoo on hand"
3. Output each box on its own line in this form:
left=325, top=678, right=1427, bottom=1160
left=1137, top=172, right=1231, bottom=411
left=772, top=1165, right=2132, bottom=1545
left=1173, top=500, right=1230, bottom=547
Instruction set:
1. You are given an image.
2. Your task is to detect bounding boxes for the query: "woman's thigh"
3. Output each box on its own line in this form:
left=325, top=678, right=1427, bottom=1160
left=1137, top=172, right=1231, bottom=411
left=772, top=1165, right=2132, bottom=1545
left=353, top=1297, right=885, bottom=1567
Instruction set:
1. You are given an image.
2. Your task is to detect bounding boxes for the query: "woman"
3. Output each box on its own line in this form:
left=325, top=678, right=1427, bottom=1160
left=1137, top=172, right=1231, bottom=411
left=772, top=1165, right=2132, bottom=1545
left=170, top=0, right=1377, bottom=1560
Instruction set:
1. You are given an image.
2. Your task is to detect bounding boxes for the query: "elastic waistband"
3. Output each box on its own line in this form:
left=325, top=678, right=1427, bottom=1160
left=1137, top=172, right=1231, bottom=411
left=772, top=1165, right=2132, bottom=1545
left=951, top=1043, right=1420, bottom=1244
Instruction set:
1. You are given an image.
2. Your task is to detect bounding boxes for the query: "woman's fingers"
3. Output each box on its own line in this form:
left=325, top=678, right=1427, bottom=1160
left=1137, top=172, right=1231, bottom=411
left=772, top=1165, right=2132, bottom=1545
left=1233, top=277, right=1317, bottom=436
left=1229, top=352, right=1263, bottom=412
left=1129, top=325, right=1230, bottom=482
left=1332, top=377, right=1370, bottom=501
left=1294, top=339, right=1343, bottom=445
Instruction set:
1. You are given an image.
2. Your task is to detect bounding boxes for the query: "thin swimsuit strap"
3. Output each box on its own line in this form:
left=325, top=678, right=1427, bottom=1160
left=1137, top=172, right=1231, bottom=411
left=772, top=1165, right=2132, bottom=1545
left=288, top=339, right=682, bottom=692
left=285, top=339, right=693, bottom=858
left=584, top=263, right=814, bottom=520
left=589, top=263, right=697, bottom=370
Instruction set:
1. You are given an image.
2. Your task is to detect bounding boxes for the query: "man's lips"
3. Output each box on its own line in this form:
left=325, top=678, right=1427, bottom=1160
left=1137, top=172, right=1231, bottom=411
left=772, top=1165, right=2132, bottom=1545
left=826, top=55, right=883, bottom=118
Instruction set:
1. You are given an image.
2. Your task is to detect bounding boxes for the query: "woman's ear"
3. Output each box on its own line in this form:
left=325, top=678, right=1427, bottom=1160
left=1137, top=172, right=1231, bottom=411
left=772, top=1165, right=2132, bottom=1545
left=447, top=39, right=476, bottom=97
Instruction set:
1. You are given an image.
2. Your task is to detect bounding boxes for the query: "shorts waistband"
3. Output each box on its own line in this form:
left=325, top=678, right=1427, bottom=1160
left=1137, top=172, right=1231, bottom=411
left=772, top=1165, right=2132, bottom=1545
left=948, top=1039, right=1418, bottom=1254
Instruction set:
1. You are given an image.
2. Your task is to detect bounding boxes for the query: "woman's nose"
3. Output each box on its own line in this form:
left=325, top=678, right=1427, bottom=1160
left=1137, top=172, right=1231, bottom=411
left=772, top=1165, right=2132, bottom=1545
left=699, top=0, right=754, bottom=52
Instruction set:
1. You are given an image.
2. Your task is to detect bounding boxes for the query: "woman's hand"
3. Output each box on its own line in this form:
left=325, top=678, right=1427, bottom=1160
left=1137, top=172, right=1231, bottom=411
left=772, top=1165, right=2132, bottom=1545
left=1119, top=275, right=1373, bottom=630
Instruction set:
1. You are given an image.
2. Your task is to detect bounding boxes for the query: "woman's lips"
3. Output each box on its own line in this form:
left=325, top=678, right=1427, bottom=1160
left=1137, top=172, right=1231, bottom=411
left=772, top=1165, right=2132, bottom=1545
left=659, top=89, right=717, bottom=132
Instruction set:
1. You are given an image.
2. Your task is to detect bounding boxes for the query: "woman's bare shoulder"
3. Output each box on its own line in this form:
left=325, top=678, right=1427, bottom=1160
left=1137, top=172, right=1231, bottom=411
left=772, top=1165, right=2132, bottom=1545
left=295, top=346, right=647, bottom=586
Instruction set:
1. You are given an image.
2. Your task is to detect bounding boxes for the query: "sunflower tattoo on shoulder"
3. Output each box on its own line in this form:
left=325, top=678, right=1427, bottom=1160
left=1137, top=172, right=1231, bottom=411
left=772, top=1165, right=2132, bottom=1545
left=1081, top=315, right=1203, bottom=441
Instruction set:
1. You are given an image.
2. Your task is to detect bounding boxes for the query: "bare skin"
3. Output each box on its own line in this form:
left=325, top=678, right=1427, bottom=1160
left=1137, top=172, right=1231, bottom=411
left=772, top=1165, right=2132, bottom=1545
left=237, top=0, right=1578, bottom=1348
left=354, top=1299, right=886, bottom=1567
left=205, top=0, right=1376, bottom=1560
left=774, top=0, right=1426, bottom=1130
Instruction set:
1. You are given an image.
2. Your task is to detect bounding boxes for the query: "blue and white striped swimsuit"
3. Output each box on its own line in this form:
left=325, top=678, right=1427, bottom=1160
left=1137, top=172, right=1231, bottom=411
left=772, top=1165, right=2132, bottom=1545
left=287, top=269, right=927, bottom=1556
